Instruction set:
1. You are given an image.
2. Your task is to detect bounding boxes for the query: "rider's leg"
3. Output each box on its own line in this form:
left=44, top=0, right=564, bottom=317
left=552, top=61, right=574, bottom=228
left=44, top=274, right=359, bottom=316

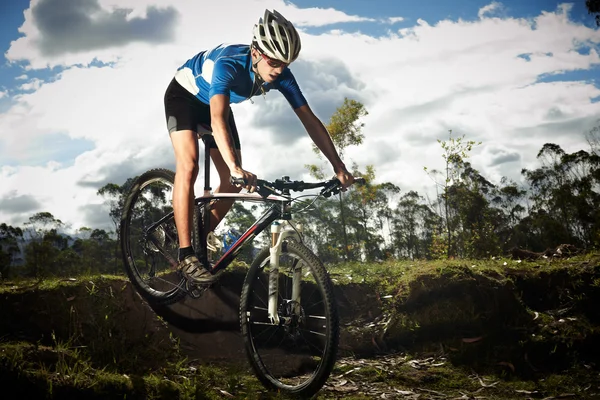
left=170, top=130, right=199, bottom=250
left=164, top=78, right=218, bottom=283
left=208, top=147, right=243, bottom=231
left=170, top=130, right=218, bottom=283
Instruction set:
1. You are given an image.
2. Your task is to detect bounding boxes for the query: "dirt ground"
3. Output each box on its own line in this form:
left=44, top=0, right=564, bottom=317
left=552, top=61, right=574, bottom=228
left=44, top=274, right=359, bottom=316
left=1, top=260, right=599, bottom=398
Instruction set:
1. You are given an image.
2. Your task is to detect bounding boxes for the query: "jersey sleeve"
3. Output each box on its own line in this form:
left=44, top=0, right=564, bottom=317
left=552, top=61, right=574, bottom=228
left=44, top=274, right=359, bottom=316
left=276, top=69, right=308, bottom=110
left=208, top=59, right=236, bottom=100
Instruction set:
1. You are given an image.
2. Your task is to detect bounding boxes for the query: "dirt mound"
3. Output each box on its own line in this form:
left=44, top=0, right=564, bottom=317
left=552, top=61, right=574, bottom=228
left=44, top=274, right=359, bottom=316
left=1, top=261, right=599, bottom=378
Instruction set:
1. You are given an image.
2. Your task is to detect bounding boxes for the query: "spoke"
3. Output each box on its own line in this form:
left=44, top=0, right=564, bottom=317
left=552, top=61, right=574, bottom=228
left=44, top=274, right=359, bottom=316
left=249, top=321, right=277, bottom=326
left=303, top=298, right=325, bottom=313
left=300, top=329, right=327, bottom=337
left=298, top=330, right=327, bottom=355
left=253, top=323, right=281, bottom=344
left=254, top=274, right=269, bottom=309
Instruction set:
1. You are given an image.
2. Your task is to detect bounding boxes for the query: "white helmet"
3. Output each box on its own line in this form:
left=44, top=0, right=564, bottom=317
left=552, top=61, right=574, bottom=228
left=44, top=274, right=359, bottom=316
left=252, top=9, right=301, bottom=64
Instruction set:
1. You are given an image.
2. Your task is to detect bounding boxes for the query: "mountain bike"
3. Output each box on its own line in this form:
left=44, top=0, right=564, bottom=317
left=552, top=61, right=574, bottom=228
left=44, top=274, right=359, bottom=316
left=119, top=134, right=363, bottom=397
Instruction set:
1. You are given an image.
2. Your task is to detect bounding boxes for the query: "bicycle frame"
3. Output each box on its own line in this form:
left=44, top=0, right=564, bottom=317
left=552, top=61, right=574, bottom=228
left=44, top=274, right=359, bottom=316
left=196, top=134, right=303, bottom=324
left=195, top=193, right=302, bottom=325
left=195, top=193, right=291, bottom=274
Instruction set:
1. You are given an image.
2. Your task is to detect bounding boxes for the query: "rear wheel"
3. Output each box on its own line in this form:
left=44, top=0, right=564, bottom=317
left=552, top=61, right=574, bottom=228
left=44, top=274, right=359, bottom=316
left=240, top=240, right=339, bottom=397
left=120, top=168, right=194, bottom=305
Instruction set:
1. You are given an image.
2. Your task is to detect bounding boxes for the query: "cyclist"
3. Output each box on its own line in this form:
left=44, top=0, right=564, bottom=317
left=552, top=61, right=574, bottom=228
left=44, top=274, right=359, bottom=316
left=164, top=9, right=355, bottom=283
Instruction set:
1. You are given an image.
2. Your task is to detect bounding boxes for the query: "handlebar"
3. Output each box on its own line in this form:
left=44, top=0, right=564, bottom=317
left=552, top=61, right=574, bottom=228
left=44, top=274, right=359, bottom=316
left=229, top=176, right=366, bottom=198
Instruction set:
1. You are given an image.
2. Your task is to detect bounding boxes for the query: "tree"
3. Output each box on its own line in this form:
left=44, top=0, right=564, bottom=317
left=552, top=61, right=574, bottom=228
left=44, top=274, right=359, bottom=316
left=393, top=191, right=434, bottom=259
left=374, top=182, right=401, bottom=255
left=0, top=223, right=23, bottom=278
left=424, top=130, right=481, bottom=258
left=24, top=212, right=63, bottom=241
left=491, top=177, right=528, bottom=250
left=72, top=228, right=113, bottom=274
left=98, top=179, right=135, bottom=272
left=305, top=98, right=368, bottom=261
left=521, top=143, right=600, bottom=250
left=584, top=121, right=600, bottom=156
left=451, top=162, right=501, bottom=258
left=345, top=165, right=387, bottom=261
left=586, top=0, right=600, bottom=26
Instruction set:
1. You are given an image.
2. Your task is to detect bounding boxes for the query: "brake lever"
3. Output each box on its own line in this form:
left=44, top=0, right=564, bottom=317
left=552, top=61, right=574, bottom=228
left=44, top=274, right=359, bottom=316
left=230, top=176, right=246, bottom=186
left=230, top=176, right=278, bottom=198
left=320, top=179, right=341, bottom=198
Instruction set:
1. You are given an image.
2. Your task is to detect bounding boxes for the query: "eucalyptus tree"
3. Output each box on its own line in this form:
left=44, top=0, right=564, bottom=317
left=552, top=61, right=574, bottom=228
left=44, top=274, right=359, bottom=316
left=305, top=97, right=368, bottom=260
left=0, top=223, right=23, bottom=278
left=424, top=130, right=481, bottom=258
left=521, top=143, right=600, bottom=249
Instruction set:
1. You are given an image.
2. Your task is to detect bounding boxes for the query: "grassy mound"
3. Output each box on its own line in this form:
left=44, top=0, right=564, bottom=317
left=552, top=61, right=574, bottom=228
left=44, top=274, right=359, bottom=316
left=1, top=255, right=599, bottom=399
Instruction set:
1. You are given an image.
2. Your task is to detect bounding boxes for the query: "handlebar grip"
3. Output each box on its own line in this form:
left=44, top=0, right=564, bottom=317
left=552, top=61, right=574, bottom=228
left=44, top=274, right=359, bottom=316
left=230, top=176, right=247, bottom=186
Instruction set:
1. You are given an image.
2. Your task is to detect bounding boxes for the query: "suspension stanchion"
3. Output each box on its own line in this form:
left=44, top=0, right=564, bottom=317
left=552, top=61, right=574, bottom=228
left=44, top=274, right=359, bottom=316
left=268, top=221, right=282, bottom=325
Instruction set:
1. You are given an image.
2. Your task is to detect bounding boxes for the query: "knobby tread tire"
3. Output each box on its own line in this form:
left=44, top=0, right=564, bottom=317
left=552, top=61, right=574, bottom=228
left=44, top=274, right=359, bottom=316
left=239, top=240, right=339, bottom=398
left=120, top=168, right=187, bottom=305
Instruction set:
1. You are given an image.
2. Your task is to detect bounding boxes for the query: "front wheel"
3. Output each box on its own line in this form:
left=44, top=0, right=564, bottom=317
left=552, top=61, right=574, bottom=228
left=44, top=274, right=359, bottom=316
left=239, top=240, right=339, bottom=397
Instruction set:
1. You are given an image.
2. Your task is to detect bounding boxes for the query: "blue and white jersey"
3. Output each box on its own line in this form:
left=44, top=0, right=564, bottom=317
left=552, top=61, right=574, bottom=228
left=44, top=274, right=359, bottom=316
left=174, top=43, right=307, bottom=109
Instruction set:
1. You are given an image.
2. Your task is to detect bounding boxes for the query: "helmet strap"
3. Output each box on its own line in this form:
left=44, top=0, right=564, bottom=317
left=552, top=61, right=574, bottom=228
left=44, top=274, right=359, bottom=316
left=250, top=48, right=265, bottom=84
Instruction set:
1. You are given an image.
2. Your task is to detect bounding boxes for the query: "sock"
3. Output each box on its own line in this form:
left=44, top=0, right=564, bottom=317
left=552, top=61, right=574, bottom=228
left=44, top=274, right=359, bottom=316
left=178, top=246, right=195, bottom=261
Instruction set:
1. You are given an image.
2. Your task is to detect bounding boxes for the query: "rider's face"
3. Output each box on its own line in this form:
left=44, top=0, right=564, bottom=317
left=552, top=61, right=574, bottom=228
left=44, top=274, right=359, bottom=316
left=252, top=48, right=287, bottom=83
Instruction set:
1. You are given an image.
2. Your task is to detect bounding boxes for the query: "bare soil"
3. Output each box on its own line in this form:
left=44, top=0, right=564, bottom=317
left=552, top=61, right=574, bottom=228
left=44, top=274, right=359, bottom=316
left=1, top=259, right=599, bottom=399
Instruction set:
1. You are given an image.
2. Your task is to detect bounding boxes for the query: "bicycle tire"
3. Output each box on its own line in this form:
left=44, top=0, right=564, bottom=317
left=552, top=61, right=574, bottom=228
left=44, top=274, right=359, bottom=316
left=120, top=168, right=195, bottom=305
left=240, top=240, right=339, bottom=397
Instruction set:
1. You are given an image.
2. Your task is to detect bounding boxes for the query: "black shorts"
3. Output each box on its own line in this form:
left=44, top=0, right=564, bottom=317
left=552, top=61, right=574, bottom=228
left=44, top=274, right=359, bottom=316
left=163, top=78, right=241, bottom=150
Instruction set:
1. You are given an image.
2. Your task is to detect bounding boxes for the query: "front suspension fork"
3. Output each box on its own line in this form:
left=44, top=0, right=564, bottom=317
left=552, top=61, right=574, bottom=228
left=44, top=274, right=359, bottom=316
left=268, top=221, right=302, bottom=325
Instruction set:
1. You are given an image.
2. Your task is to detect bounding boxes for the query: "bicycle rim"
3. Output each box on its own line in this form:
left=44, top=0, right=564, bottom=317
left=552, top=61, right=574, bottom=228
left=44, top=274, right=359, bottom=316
left=240, top=241, right=339, bottom=397
left=120, top=168, right=186, bottom=305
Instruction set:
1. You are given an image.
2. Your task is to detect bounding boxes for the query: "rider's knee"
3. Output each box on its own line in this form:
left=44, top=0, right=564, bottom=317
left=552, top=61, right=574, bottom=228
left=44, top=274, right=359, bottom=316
left=177, top=159, right=199, bottom=178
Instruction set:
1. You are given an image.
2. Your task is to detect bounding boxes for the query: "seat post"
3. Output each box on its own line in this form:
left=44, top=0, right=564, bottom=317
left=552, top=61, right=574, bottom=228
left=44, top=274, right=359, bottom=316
left=198, top=133, right=213, bottom=267
left=203, top=134, right=212, bottom=196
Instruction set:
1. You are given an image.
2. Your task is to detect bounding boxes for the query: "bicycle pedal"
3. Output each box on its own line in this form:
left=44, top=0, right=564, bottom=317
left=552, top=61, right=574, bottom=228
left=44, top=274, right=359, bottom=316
left=185, top=280, right=211, bottom=298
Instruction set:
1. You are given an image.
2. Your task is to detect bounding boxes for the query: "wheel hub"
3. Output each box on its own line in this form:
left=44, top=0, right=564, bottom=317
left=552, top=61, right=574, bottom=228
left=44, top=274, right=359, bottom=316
left=279, top=300, right=305, bottom=337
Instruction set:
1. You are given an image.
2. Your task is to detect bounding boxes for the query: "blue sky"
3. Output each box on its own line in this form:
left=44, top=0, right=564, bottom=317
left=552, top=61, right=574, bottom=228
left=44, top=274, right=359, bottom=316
left=1, top=1, right=597, bottom=98
left=1, top=0, right=599, bottom=232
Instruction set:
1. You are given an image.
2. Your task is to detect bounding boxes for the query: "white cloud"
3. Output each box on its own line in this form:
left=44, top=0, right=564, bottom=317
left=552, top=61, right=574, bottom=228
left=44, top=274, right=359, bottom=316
left=1, top=0, right=600, bottom=232
left=283, top=4, right=377, bottom=27
left=387, top=17, right=405, bottom=24
left=0, top=91, right=7, bottom=99
left=478, top=1, right=503, bottom=19
left=18, top=78, right=43, bottom=91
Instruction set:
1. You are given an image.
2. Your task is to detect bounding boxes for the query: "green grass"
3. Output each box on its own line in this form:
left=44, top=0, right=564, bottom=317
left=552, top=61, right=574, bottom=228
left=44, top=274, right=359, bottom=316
left=0, top=254, right=599, bottom=399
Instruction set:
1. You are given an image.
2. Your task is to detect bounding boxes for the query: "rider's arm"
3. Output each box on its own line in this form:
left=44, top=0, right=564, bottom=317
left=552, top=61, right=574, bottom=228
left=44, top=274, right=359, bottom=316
left=209, top=94, right=240, bottom=172
left=294, top=104, right=354, bottom=187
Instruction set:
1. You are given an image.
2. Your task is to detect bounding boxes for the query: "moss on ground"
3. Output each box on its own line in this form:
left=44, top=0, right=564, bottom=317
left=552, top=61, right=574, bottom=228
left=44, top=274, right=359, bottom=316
left=0, top=254, right=599, bottom=399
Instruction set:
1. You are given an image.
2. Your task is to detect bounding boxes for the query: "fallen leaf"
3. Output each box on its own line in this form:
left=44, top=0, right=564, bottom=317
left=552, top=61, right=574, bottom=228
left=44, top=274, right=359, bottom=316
left=477, top=376, right=499, bottom=387
left=462, top=336, right=483, bottom=343
left=497, top=361, right=515, bottom=372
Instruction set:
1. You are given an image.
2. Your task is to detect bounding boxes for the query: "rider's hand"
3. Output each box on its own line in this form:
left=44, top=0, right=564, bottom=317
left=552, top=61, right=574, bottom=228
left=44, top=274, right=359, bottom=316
left=231, top=167, right=258, bottom=193
left=334, top=164, right=354, bottom=191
